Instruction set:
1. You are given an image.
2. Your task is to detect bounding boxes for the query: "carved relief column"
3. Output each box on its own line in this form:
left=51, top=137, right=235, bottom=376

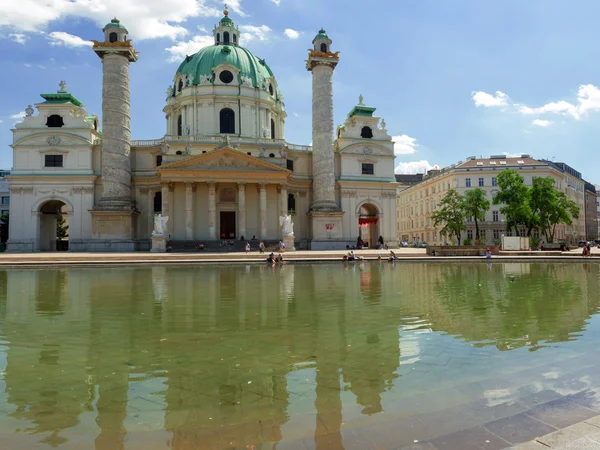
left=161, top=182, right=170, bottom=236
left=279, top=184, right=288, bottom=238
left=259, top=183, right=267, bottom=239
left=139, top=187, right=150, bottom=236
left=185, top=182, right=195, bottom=240
left=238, top=182, right=246, bottom=239
left=208, top=181, right=217, bottom=240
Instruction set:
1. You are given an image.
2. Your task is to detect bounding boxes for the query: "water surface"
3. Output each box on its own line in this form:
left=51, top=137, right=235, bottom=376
left=1, top=262, right=600, bottom=449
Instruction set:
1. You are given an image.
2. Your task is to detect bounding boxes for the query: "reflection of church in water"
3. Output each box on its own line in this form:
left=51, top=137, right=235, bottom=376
left=0, top=264, right=401, bottom=448
left=7, top=8, right=398, bottom=252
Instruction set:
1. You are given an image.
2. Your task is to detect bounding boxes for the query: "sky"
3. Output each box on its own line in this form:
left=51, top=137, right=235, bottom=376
left=1, top=0, right=600, bottom=183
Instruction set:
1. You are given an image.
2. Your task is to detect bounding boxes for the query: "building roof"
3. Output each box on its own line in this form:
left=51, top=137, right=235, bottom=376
left=456, top=156, right=546, bottom=169
left=348, top=105, right=376, bottom=118
left=395, top=174, right=424, bottom=184
left=39, top=92, right=83, bottom=107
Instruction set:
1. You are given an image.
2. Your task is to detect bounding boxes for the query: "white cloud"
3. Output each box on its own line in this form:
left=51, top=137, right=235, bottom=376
left=395, top=160, right=434, bottom=175
left=284, top=28, right=299, bottom=39
left=271, top=0, right=281, bottom=4
left=165, top=34, right=213, bottom=62
left=472, top=90, right=509, bottom=108
left=239, top=25, right=271, bottom=42
left=293, top=112, right=300, bottom=117
left=532, top=119, right=552, bottom=127
left=10, top=112, right=25, bottom=122
left=47, top=31, right=92, bottom=47
left=9, top=33, right=27, bottom=44
left=23, top=63, right=32, bottom=67
left=503, top=152, right=524, bottom=157
left=392, top=134, right=419, bottom=155
left=0, top=0, right=230, bottom=40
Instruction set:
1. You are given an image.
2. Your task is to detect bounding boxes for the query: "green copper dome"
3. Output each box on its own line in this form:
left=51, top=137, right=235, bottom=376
left=313, top=29, right=329, bottom=42
left=175, top=45, right=279, bottom=95
left=103, top=18, right=128, bottom=32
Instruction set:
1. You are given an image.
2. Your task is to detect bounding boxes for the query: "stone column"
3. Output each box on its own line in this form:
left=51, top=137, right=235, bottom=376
left=185, top=182, right=195, bottom=240
left=97, top=53, right=135, bottom=210
left=307, top=60, right=340, bottom=213
left=208, top=181, right=217, bottom=240
left=238, top=182, right=246, bottom=239
left=259, top=183, right=267, bottom=239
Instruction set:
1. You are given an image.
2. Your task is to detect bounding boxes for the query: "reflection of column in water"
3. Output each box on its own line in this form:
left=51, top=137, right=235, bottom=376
left=279, top=265, right=294, bottom=326
left=151, top=266, right=168, bottom=303
left=261, top=277, right=268, bottom=327
left=208, top=269, right=217, bottom=330
left=238, top=268, right=246, bottom=330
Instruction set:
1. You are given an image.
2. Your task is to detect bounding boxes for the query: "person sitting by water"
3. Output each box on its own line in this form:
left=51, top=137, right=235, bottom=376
left=259, top=241, right=265, bottom=253
left=583, top=244, right=589, bottom=257
left=195, top=243, right=204, bottom=251
left=388, top=250, right=397, bottom=261
left=485, top=249, right=492, bottom=259
left=252, top=235, right=257, bottom=240
left=266, top=253, right=275, bottom=264
left=240, top=235, right=245, bottom=241
left=347, top=251, right=356, bottom=261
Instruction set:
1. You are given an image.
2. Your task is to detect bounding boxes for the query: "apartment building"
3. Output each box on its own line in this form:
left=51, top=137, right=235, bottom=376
left=584, top=182, right=598, bottom=241
left=397, top=155, right=587, bottom=245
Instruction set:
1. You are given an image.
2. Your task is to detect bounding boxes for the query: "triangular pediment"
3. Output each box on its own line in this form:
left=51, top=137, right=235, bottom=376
left=158, top=147, right=290, bottom=172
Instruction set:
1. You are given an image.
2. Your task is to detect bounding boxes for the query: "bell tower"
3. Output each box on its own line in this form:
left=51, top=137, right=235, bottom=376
left=90, top=18, right=140, bottom=251
left=306, top=29, right=345, bottom=249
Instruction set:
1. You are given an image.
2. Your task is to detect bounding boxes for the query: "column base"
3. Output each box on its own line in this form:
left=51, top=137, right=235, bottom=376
left=283, top=235, right=296, bottom=252
left=151, top=235, right=167, bottom=253
left=95, top=197, right=135, bottom=211
left=310, top=200, right=342, bottom=213
left=309, top=211, right=345, bottom=249
left=90, top=209, right=139, bottom=241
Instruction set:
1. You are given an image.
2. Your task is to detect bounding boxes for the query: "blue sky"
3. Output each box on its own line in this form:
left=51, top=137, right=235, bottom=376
left=1, top=0, right=600, bottom=183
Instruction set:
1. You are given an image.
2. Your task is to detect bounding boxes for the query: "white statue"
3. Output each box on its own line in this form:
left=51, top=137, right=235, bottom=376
left=186, top=74, right=194, bottom=87
left=183, top=124, right=190, bottom=135
left=77, top=105, right=87, bottom=118
left=184, top=142, right=191, bottom=155
left=280, top=215, right=294, bottom=236
left=358, top=94, right=364, bottom=105
left=380, top=118, right=386, bottom=130
left=58, top=80, right=67, bottom=93
left=241, top=75, right=253, bottom=87
left=166, top=86, right=173, bottom=97
left=199, top=74, right=211, bottom=85
left=161, top=141, right=170, bottom=155
left=152, top=214, right=169, bottom=236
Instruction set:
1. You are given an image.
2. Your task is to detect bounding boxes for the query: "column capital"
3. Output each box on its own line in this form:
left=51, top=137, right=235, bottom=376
left=237, top=182, right=247, bottom=188
left=138, top=187, right=149, bottom=195
left=185, top=181, right=196, bottom=191
left=258, top=182, right=267, bottom=190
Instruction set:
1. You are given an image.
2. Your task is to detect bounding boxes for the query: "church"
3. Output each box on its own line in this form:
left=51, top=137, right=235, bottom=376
left=7, top=9, right=398, bottom=252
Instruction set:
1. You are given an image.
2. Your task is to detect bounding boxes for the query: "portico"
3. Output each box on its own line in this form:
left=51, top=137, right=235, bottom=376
left=152, top=147, right=291, bottom=241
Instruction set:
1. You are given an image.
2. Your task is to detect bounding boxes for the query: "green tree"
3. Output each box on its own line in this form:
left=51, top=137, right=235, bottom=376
left=493, top=169, right=530, bottom=236
left=463, top=188, right=490, bottom=241
left=431, top=189, right=466, bottom=245
left=56, top=214, right=69, bottom=240
left=539, top=191, right=579, bottom=243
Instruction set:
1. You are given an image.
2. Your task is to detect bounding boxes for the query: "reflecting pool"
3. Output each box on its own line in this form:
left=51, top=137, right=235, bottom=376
left=1, top=263, right=600, bottom=449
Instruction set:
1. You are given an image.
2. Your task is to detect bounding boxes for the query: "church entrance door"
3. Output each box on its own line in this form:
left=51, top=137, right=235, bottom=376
left=220, top=211, right=236, bottom=239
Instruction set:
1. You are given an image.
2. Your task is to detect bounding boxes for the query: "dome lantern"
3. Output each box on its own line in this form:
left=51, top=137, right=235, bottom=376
left=213, top=4, right=240, bottom=46
left=312, top=28, right=332, bottom=53
left=102, top=17, right=129, bottom=44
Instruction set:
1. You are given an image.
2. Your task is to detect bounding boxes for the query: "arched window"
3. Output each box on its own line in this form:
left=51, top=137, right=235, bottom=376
left=320, top=43, right=327, bottom=52
left=220, top=108, right=235, bottom=134
left=233, top=34, right=237, bottom=44
left=217, top=33, right=220, bottom=43
left=177, top=115, right=183, bottom=136
left=270, top=119, right=276, bottom=139
left=109, top=32, right=118, bottom=43
left=46, top=114, right=64, bottom=128
left=269, top=153, right=275, bottom=158
left=361, top=126, right=373, bottom=138
left=268, top=84, right=274, bottom=95
left=288, top=193, right=296, bottom=213
left=224, top=32, right=230, bottom=44
left=154, top=192, right=162, bottom=212
left=178, top=78, right=183, bottom=92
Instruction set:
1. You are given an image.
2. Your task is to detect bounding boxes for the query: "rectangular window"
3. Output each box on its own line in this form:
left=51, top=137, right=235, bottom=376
left=361, top=163, right=374, bottom=175
left=492, top=210, right=499, bottom=222
left=467, top=230, right=473, bottom=240
left=478, top=177, right=484, bottom=187
left=1, top=197, right=9, bottom=205
left=466, top=178, right=471, bottom=187
left=492, top=177, right=497, bottom=187
left=493, top=229, right=500, bottom=240
left=156, top=155, right=163, bottom=167
left=44, top=155, right=63, bottom=167
left=286, top=159, right=294, bottom=171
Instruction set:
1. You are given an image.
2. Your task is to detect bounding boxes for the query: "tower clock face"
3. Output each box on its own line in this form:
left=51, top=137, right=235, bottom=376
left=219, top=70, right=234, bottom=84
left=363, top=147, right=372, bottom=155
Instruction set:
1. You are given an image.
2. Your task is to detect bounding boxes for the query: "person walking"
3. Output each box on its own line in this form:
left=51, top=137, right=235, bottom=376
left=259, top=241, right=265, bottom=253
left=245, top=242, right=251, bottom=254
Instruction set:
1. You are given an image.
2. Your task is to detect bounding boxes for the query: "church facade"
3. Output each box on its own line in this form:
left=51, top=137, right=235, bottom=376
left=7, top=10, right=398, bottom=252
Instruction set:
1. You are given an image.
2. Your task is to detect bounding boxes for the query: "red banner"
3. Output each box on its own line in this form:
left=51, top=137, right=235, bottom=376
left=359, top=217, right=378, bottom=225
